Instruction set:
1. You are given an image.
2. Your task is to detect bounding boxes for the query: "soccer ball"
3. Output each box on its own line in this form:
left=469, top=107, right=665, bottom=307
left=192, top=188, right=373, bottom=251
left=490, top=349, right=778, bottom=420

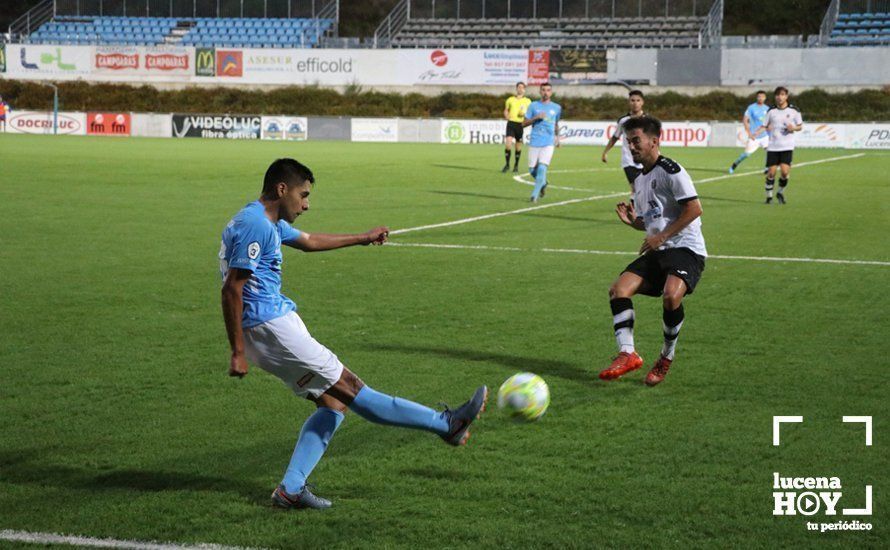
left=497, top=372, right=550, bottom=422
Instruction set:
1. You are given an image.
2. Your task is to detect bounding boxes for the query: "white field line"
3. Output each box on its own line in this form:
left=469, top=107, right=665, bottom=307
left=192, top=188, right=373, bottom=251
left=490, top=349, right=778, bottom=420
left=513, top=167, right=612, bottom=191
left=0, top=529, right=264, bottom=550
left=389, top=191, right=627, bottom=235
left=393, top=152, right=867, bottom=237
left=385, top=242, right=890, bottom=267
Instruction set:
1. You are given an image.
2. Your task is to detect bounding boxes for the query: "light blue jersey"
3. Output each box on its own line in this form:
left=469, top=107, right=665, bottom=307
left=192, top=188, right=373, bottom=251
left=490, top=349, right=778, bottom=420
left=745, top=102, right=770, bottom=138
left=219, top=200, right=302, bottom=328
left=525, top=100, right=562, bottom=147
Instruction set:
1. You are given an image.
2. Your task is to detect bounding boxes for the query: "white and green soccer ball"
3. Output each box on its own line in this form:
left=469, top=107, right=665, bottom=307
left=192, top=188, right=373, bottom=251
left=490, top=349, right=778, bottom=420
left=497, top=372, right=550, bottom=422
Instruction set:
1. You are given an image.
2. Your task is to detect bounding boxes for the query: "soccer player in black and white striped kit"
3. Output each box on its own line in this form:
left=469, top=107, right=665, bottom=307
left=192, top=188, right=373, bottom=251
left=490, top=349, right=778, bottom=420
left=763, top=87, right=803, bottom=204
left=598, top=116, right=707, bottom=387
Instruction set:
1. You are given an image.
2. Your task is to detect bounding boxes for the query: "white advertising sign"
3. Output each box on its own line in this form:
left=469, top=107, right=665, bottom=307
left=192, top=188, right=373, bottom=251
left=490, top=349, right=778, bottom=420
left=261, top=116, right=308, bottom=141
left=6, top=45, right=93, bottom=77
left=656, top=122, right=712, bottom=148
left=794, top=122, right=846, bottom=148
left=404, top=49, right=528, bottom=86
left=559, top=121, right=610, bottom=145
left=351, top=118, right=398, bottom=142
left=441, top=119, right=515, bottom=144
left=845, top=123, right=890, bottom=149
left=6, top=110, right=87, bottom=135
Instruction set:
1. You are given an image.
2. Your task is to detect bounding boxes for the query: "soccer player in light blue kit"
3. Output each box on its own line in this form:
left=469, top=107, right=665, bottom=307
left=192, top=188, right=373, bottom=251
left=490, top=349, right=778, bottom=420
left=728, top=91, right=770, bottom=174
left=522, top=82, right=562, bottom=202
left=220, top=159, right=488, bottom=510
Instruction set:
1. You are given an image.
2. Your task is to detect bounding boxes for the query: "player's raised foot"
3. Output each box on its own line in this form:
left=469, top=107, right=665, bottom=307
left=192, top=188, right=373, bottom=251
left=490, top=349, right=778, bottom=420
left=777, top=193, right=786, bottom=204
left=728, top=165, right=735, bottom=174
left=271, top=484, right=332, bottom=510
left=765, top=196, right=773, bottom=204
left=440, top=385, right=488, bottom=446
left=598, top=351, right=643, bottom=381
left=501, top=165, right=509, bottom=173
left=645, top=356, right=673, bottom=387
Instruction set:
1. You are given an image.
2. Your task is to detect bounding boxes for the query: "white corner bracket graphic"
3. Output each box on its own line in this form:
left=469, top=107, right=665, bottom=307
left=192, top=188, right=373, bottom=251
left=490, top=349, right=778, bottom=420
left=773, top=416, right=804, bottom=446
left=843, top=485, right=873, bottom=516
left=842, top=416, right=873, bottom=446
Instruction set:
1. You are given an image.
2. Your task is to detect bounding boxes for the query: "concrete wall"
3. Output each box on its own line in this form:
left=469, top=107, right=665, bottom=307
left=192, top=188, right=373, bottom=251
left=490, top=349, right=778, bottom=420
left=397, top=118, right=442, bottom=143
left=721, top=47, right=890, bottom=86
left=306, top=116, right=351, bottom=140
left=607, top=49, right=658, bottom=84
left=657, top=49, right=722, bottom=86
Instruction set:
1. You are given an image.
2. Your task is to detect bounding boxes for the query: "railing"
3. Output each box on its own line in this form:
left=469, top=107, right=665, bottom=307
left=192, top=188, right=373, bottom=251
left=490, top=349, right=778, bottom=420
left=404, top=0, right=711, bottom=20
left=818, top=0, right=841, bottom=46
left=316, top=0, right=339, bottom=38
left=373, top=0, right=409, bottom=48
left=9, top=0, right=55, bottom=40
left=698, top=0, right=723, bottom=48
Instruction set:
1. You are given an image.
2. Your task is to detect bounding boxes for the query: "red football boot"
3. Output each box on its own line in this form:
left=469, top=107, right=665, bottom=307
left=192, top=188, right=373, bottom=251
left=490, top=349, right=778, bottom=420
left=645, top=356, right=673, bottom=386
left=599, top=351, right=643, bottom=380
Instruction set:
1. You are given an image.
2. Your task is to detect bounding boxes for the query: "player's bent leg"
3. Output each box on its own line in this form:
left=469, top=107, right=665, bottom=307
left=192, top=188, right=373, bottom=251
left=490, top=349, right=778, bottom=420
left=601, top=272, right=646, bottom=380
left=647, top=276, right=689, bottom=387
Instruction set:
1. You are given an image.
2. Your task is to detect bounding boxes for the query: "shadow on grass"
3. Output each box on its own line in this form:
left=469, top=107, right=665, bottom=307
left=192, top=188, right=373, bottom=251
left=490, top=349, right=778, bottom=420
left=687, top=166, right=731, bottom=174
left=0, top=449, right=269, bottom=505
left=430, top=164, right=493, bottom=173
left=430, top=190, right=516, bottom=201
left=698, top=194, right=759, bottom=204
left=367, top=343, right=591, bottom=385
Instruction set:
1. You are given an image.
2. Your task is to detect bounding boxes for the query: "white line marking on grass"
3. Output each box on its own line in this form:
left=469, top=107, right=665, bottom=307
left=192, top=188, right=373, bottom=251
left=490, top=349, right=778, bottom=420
left=693, top=152, right=866, bottom=184
left=389, top=192, right=627, bottom=235
left=386, top=242, right=890, bottom=267
left=0, top=529, right=264, bottom=550
left=395, top=152, right=867, bottom=236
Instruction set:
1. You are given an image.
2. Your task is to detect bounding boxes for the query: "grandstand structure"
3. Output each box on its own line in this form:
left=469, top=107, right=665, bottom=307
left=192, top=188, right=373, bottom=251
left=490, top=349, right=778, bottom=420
left=817, top=0, right=890, bottom=46
left=8, top=0, right=339, bottom=48
left=374, top=0, right=725, bottom=49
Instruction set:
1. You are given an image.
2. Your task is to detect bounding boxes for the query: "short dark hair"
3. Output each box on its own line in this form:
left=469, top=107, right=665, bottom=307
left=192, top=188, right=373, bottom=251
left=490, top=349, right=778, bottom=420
left=262, top=158, right=314, bottom=197
left=540, top=82, right=552, bottom=88
left=755, top=90, right=767, bottom=96
left=516, top=81, right=526, bottom=87
left=622, top=115, right=662, bottom=138
left=629, top=90, right=644, bottom=99
left=774, top=86, right=789, bottom=95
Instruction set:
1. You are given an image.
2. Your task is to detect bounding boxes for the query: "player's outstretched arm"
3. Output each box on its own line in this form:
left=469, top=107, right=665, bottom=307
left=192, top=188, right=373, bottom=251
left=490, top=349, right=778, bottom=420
left=221, top=268, right=251, bottom=378
left=288, top=227, right=389, bottom=252
left=640, top=199, right=702, bottom=254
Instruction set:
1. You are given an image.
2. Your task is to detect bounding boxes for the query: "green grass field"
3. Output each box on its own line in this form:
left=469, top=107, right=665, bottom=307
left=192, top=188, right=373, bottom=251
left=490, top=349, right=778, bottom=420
left=1, top=134, right=888, bottom=549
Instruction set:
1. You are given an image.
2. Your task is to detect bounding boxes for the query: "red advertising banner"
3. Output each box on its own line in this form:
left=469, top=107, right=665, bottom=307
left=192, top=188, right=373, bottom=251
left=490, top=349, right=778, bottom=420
left=527, top=50, right=550, bottom=84
left=96, top=52, right=139, bottom=70
left=145, top=52, right=189, bottom=71
left=216, top=50, right=243, bottom=77
left=86, top=112, right=132, bottom=136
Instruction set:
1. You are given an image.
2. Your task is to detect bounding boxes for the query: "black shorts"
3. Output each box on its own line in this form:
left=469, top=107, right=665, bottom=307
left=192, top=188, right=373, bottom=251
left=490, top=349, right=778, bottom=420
left=623, top=248, right=706, bottom=297
left=623, top=166, right=642, bottom=185
left=505, top=121, right=524, bottom=141
left=766, top=150, right=793, bottom=166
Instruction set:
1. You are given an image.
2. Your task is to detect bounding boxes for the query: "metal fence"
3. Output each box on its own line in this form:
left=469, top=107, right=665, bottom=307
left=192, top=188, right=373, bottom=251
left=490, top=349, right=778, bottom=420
left=838, top=0, right=890, bottom=12
left=405, top=0, right=712, bottom=19
left=9, top=0, right=338, bottom=42
left=51, top=0, right=335, bottom=19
